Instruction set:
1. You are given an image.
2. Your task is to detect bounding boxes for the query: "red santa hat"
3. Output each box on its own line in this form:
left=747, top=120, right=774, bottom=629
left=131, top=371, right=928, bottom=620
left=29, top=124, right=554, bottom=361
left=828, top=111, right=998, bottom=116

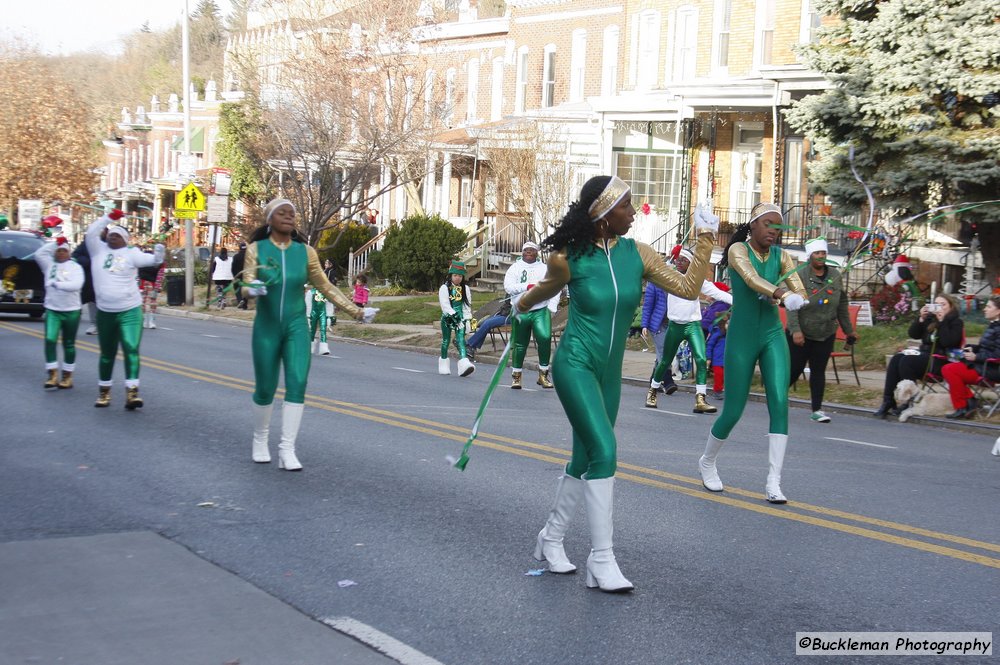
left=712, top=281, right=730, bottom=293
left=893, top=254, right=910, bottom=267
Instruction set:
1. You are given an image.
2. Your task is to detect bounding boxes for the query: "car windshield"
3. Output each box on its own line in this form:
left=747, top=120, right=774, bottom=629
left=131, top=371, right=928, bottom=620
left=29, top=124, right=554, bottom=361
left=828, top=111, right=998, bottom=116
left=0, top=234, right=44, bottom=260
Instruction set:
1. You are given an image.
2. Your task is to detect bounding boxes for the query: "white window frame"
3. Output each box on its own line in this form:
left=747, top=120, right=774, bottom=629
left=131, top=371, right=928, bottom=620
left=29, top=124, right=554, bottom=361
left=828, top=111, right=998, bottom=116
left=403, top=76, right=414, bottom=131
left=712, top=0, right=732, bottom=74
left=672, top=6, right=698, bottom=82
left=515, top=46, right=529, bottom=113
left=466, top=58, right=479, bottom=123
left=445, top=68, right=456, bottom=127
left=729, top=121, right=765, bottom=213
left=799, top=0, right=821, bottom=43
left=542, top=44, right=556, bottom=108
left=601, top=25, right=619, bottom=97
left=569, top=29, right=587, bottom=102
left=490, top=57, right=504, bottom=121
left=753, top=0, right=776, bottom=69
left=635, top=10, right=660, bottom=91
left=423, top=70, right=435, bottom=128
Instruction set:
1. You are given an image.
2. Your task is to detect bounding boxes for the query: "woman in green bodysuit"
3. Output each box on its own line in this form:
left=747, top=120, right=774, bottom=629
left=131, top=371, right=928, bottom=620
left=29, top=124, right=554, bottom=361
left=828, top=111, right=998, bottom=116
left=697, top=203, right=807, bottom=504
left=242, top=199, right=364, bottom=471
left=517, top=175, right=719, bottom=592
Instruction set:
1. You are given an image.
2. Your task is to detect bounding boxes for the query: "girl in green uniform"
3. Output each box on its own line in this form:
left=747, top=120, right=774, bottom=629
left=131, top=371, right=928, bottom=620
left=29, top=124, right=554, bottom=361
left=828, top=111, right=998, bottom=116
left=437, top=261, right=475, bottom=377
left=242, top=199, right=364, bottom=471
left=698, top=204, right=807, bottom=504
left=517, top=176, right=719, bottom=592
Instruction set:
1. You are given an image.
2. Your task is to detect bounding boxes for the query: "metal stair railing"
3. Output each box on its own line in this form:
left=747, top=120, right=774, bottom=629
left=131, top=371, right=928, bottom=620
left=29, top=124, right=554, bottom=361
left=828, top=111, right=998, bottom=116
left=347, top=227, right=389, bottom=281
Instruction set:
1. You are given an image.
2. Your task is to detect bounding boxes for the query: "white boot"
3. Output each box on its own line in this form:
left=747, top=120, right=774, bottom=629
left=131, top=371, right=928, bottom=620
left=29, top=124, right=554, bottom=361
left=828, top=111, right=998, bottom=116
left=148, top=314, right=156, bottom=329
left=317, top=342, right=330, bottom=355
left=278, top=402, right=305, bottom=471
left=583, top=477, right=634, bottom=592
left=992, top=436, right=1000, bottom=456
left=533, top=475, right=585, bottom=574
left=438, top=357, right=451, bottom=375
left=457, top=357, right=475, bottom=377
left=699, top=432, right=727, bottom=492
left=766, top=433, right=788, bottom=503
left=312, top=339, right=320, bottom=355
left=142, top=313, right=151, bottom=329
left=252, top=402, right=273, bottom=463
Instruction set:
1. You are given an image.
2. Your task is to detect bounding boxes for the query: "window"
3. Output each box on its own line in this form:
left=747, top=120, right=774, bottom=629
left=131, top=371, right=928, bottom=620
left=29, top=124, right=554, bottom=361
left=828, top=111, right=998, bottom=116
left=515, top=47, right=529, bottom=113
left=714, top=0, right=732, bottom=71
left=756, top=0, right=776, bottom=67
left=491, top=58, right=504, bottom=121
left=403, top=76, right=414, bottom=131
left=615, top=151, right=684, bottom=213
left=636, top=10, right=660, bottom=90
left=466, top=58, right=479, bottom=123
left=800, top=0, right=821, bottom=43
left=731, top=123, right=764, bottom=213
left=423, top=70, right=435, bottom=127
left=570, top=29, right=587, bottom=102
left=445, top=68, right=456, bottom=127
left=784, top=137, right=805, bottom=228
left=601, top=25, right=619, bottom=97
left=542, top=45, right=556, bottom=108
left=459, top=176, right=474, bottom=218
left=672, top=7, right=697, bottom=81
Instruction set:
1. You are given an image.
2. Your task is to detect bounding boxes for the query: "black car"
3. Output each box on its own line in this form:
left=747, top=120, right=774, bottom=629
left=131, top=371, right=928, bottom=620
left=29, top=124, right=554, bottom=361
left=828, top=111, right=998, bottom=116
left=0, top=230, right=46, bottom=318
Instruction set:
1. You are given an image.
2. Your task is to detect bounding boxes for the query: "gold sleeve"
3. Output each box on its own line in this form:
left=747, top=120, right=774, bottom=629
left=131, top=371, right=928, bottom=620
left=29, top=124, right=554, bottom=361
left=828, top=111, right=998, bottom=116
left=639, top=231, right=715, bottom=300
left=517, top=250, right=570, bottom=313
left=241, top=242, right=259, bottom=299
left=728, top=243, right=781, bottom=299
left=306, top=246, right=362, bottom=319
left=779, top=251, right=808, bottom=300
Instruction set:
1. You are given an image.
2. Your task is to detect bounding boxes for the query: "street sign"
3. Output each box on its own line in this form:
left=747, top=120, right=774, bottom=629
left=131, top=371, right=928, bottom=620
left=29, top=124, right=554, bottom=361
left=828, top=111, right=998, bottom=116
left=176, top=182, right=206, bottom=212
left=212, top=168, right=232, bottom=196
left=174, top=210, right=199, bottom=219
left=18, top=199, right=42, bottom=230
left=207, top=196, right=229, bottom=224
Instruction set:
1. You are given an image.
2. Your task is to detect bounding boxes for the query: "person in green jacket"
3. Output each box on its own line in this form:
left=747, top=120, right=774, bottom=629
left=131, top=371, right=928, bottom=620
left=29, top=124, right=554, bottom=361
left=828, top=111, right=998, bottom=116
left=516, top=175, right=719, bottom=593
left=242, top=198, right=364, bottom=471
left=786, top=236, right=858, bottom=423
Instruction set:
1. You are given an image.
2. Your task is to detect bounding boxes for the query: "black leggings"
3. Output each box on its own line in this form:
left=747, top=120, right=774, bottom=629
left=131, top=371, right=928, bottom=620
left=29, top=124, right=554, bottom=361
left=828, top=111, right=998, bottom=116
left=881, top=352, right=946, bottom=401
left=788, top=333, right=835, bottom=412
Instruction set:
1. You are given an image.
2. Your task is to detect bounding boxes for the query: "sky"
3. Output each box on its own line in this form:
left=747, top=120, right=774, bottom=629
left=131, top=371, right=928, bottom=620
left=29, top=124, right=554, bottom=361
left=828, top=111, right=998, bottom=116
left=3, top=0, right=233, bottom=56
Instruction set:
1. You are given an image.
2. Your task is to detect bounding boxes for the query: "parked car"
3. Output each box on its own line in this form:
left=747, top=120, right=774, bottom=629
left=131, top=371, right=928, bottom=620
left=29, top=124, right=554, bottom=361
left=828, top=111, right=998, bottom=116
left=0, top=230, right=46, bottom=318
left=168, top=246, right=211, bottom=267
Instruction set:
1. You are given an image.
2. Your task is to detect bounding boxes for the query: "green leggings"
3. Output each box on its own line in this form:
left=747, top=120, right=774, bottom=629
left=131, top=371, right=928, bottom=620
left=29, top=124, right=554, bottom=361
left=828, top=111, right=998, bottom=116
left=44, top=309, right=81, bottom=366
left=440, top=315, right=469, bottom=359
left=651, top=320, right=707, bottom=385
left=309, top=305, right=327, bottom=343
left=511, top=308, right=552, bottom=369
left=252, top=314, right=311, bottom=405
left=97, top=307, right=143, bottom=383
left=711, top=323, right=789, bottom=438
left=554, top=346, right=622, bottom=480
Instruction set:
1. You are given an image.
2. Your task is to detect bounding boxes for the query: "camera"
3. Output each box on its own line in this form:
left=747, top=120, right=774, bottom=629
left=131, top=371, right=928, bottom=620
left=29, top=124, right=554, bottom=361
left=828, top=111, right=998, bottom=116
left=927, top=303, right=942, bottom=313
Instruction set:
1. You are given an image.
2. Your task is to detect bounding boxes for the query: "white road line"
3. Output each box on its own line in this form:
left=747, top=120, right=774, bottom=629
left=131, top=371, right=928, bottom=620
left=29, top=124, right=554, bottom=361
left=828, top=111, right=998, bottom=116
left=321, top=616, right=446, bottom=665
left=202, top=334, right=221, bottom=338
left=393, top=367, right=425, bottom=373
left=641, top=408, right=695, bottom=418
left=825, top=437, right=897, bottom=449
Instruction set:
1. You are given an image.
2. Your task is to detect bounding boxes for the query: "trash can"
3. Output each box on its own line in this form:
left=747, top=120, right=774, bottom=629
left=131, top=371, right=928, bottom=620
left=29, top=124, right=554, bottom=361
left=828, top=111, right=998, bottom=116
left=165, top=274, right=184, bottom=306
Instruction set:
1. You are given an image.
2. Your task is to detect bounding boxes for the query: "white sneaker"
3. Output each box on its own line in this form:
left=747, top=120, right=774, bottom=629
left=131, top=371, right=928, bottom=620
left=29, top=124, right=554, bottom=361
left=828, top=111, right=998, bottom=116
left=810, top=411, right=831, bottom=423
left=85, top=326, right=98, bottom=335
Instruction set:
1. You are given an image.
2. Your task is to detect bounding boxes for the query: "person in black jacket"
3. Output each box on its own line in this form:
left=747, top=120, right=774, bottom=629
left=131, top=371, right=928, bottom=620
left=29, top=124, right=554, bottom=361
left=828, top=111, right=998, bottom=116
left=71, top=231, right=98, bottom=334
left=942, top=295, right=1000, bottom=419
left=875, top=292, right=965, bottom=418
left=231, top=242, right=247, bottom=309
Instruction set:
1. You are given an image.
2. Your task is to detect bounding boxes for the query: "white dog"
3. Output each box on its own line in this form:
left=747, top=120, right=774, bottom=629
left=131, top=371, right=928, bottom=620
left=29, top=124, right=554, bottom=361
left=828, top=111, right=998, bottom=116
left=894, top=379, right=956, bottom=422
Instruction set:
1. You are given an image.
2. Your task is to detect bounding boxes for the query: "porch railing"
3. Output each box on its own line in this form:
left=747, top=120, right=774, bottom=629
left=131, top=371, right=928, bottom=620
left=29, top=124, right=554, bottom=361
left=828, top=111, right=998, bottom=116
left=347, top=227, right=389, bottom=282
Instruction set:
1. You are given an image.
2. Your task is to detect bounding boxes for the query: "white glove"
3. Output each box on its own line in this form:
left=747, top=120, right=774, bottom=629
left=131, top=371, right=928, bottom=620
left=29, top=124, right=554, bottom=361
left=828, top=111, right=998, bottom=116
left=694, top=203, right=720, bottom=234
left=246, top=280, right=268, bottom=297
left=783, top=293, right=806, bottom=311
left=153, top=244, right=165, bottom=263
left=362, top=307, right=378, bottom=323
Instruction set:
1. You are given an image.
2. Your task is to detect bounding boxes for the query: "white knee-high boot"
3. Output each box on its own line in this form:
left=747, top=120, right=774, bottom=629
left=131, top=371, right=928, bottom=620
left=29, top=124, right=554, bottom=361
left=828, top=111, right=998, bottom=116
left=699, top=432, right=727, bottom=492
left=766, top=433, right=788, bottom=504
left=583, top=477, right=633, bottom=592
left=533, top=474, right=585, bottom=574
left=252, top=402, right=273, bottom=463
left=438, top=357, right=451, bottom=375
left=278, top=402, right=305, bottom=471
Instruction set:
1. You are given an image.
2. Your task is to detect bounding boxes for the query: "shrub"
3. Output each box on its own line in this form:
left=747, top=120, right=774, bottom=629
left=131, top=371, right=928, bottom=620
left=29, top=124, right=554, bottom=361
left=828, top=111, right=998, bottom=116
left=369, top=214, right=467, bottom=291
left=870, top=284, right=914, bottom=324
left=316, top=221, right=373, bottom=280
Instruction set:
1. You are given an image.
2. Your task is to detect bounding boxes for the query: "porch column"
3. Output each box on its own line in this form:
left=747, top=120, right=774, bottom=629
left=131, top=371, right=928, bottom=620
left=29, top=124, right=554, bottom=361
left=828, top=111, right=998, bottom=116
left=440, top=155, right=452, bottom=219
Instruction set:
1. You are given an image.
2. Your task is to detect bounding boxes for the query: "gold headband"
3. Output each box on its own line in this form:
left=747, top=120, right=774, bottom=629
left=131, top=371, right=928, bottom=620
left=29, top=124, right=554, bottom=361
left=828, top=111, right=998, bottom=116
left=588, top=176, right=630, bottom=221
left=748, top=203, right=782, bottom=226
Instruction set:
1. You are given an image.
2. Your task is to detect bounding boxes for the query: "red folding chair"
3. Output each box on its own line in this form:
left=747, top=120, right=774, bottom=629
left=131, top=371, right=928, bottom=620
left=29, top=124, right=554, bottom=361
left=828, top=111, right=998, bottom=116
left=830, top=304, right=862, bottom=385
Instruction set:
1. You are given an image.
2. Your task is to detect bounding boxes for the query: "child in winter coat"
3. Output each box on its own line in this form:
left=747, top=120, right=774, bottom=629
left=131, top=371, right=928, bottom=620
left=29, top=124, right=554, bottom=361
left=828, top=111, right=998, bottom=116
left=706, top=312, right=729, bottom=399
left=352, top=274, right=370, bottom=308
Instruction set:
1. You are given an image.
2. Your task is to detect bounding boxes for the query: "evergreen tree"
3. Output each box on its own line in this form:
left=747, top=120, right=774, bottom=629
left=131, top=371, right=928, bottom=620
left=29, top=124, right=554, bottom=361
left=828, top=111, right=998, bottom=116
left=786, top=0, right=1000, bottom=284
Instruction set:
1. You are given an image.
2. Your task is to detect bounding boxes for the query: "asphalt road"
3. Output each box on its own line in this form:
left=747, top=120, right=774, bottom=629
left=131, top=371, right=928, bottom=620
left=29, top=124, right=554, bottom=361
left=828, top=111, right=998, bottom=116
left=1, top=313, right=998, bottom=665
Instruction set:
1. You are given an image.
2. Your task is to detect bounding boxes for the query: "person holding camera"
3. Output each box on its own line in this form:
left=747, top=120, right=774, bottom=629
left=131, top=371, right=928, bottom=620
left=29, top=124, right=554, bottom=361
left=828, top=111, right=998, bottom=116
left=942, top=295, right=1000, bottom=419
left=874, top=293, right=964, bottom=418
left=786, top=237, right=857, bottom=423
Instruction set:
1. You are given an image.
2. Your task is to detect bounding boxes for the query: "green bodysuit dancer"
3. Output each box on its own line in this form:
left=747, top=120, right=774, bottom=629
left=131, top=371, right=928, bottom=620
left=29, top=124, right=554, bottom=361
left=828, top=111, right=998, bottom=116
left=518, top=175, right=719, bottom=593
left=698, top=203, right=808, bottom=504
left=243, top=198, right=363, bottom=471
left=309, top=288, right=331, bottom=356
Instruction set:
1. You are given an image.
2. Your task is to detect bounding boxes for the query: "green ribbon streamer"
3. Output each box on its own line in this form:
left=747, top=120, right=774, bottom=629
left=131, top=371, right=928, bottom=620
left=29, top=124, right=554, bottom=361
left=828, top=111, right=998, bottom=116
left=223, top=258, right=282, bottom=296
left=453, top=337, right=514, bottom=471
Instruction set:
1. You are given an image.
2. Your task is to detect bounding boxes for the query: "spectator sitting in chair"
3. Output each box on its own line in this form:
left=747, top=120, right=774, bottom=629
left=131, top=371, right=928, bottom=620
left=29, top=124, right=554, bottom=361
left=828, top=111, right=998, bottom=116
left=466, top=299, right=513, bottom=360
left=942, top=295, right=1000, bottom=419
left=874, top=293, right=964, bottom=418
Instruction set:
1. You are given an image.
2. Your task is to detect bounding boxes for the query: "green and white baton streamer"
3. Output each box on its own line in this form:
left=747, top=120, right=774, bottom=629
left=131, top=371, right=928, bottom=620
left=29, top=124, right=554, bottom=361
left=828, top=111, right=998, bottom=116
left=450, top=335, right=514, bottom=471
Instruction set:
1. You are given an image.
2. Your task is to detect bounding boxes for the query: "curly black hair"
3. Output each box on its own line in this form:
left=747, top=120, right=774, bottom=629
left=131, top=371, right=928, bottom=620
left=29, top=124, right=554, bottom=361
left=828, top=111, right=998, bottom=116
left=541, top=175, right=613, bottom=258
left=718, top=223, right=750, bottom=270
left=247, top=224, right=304, bottom=244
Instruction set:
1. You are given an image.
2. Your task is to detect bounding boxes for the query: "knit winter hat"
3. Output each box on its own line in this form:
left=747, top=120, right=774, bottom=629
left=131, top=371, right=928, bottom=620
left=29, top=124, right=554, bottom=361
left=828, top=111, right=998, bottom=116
left=804, top=236, right=828, bottom=255
left=106, top=225, right=130, bottom=243
left=263, top=198, right=296, bottom=224
left=522, top=241, right=540, bottom=251
left=670, top=244, right=693, bottom=263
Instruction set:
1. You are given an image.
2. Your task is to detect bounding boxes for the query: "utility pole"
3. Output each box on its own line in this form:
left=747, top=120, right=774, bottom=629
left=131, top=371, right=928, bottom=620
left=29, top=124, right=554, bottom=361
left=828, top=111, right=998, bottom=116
left=182, top=0, right=194, bottom=305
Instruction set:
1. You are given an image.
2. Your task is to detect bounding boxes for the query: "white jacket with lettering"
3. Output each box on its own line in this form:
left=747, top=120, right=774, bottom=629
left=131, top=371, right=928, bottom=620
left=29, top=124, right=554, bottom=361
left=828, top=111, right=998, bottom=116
left=34, top=242, right=84, bottom=312
left=86, top=215, right=164, bottom=313
left=666, top=281, right=733, bottom=324
left=504, top=259, right=558, bottom=313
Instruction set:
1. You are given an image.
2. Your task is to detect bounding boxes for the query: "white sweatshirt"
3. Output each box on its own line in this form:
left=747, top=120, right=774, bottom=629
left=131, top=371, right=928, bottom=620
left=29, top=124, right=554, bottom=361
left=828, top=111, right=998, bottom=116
left=666, top=281, right=733, bottom=324
left=212, top=256, right=234, bottom=281
left=504, top=259, right=558, bottom=313
left=34, top=243, right=84, bottom=312
left=86, top=215, right=164, bottom=313
left=438, top=283, right=473, bottom=321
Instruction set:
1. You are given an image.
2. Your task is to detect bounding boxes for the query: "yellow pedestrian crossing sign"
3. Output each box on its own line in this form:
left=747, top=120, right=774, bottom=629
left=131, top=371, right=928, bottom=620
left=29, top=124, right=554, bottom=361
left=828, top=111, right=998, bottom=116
left=176, top=182, right=206, bottom=212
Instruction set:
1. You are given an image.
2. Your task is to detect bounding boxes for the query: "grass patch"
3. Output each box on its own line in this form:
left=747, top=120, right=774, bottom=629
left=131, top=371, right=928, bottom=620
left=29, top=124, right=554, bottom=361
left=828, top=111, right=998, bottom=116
left=367, top=292, right=498, bottom=325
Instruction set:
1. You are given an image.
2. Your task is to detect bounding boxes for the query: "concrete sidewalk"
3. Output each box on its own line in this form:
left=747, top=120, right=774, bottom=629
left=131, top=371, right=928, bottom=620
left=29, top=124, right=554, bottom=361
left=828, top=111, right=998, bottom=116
left=0, top=532, right=405, bottom=665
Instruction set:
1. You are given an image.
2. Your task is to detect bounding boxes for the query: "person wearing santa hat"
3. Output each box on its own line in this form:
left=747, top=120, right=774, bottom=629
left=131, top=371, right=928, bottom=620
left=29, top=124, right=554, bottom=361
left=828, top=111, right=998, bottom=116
left=645, top=245, right=732, bottom=413
left=86, top=210, right=165, bottom=409
left=34, top=237, right=85, bottom=390
left=504, top=241, right=559, bottom=389
left=438, top=260, right=476, bottom=377
left=698, top=203, right=808, bottom=504
left=243, top=198, right=366, bottom=470
left=786, top=236, right=858, bottom=423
